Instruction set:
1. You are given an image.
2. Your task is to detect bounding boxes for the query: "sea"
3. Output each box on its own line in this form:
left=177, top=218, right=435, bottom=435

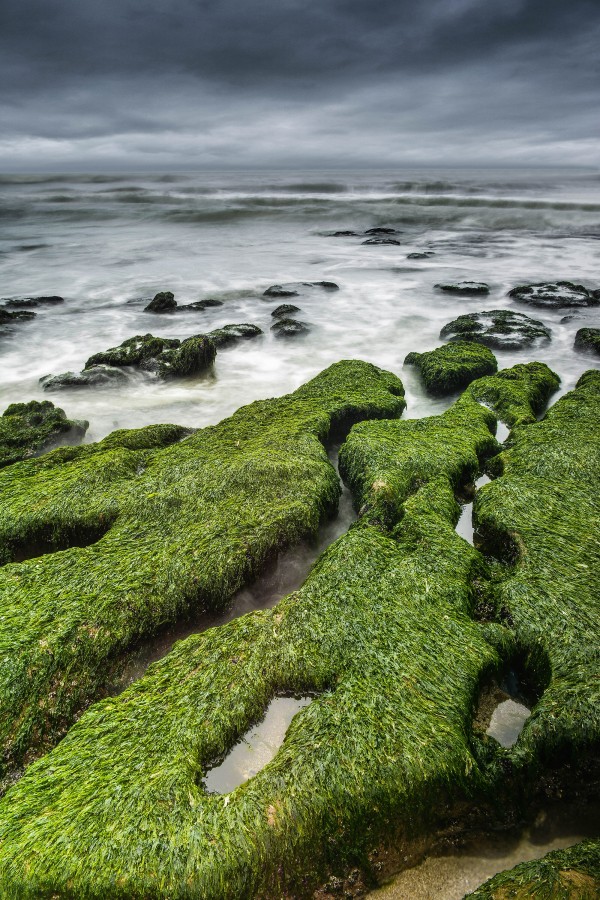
left=0, top=167, right=599, bottom=440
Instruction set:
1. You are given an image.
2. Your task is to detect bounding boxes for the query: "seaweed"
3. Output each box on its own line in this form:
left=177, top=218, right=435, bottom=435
left=404, top=341, right=498, bottom=396
left=0, top=400, right=88, bottom=468
left=466, top=839, right=600, bottom=898
left=0, top=361, right=404, bottom=779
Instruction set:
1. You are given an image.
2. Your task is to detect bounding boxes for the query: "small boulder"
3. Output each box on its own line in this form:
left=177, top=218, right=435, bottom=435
left=156, top=336, right=216, bottom=378
left=329, top=230, right=358, bottom=237
left=574, top=328, right=600, bottom=357
left=364, top=227, right=399, bottom=235
left=263, top=281, right=339, bottom=298
left=41, top=366, right=128, bottom=391
left=440, top=310, right=551, bottom=350
left=407, top=251, right=435, bottom=259
left=404, top=342, right=498, bottom=396
left=508, top=281, right=598, bottom=308
left=435, top=281, right=490, bottom=295
left=144, top=291, right=177, bottom=313
left=0, top=400, right=88, bottom=468
left=362, top=238, right=401, bottom=245
left=270, top=318, right=310, bottom=338
left=207, top=324, right=263, bottom=348
left=86, top=334, right=180, bottom=369
left=271, top=304, right=301, bottom=318
left=0, top=308, right=36, bottom=326
left=178, top=298, right=224, bottom=311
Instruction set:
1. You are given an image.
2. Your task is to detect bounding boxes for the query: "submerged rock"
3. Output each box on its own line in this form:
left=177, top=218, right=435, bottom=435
left=5, top=295, right=64, bottom=308
left=263, top=281, right=339, bottom=298
left=574, top=327, right=600, bottom=356
left=405, top=341, right=497, bottom=396
left=41, top=365, right=128, bottom=391
left=178, top=298, right=224, bottom=311
left=364, top=227, right=399, bottom=235
left=0, top=308, right=36, bottom=328
left=508, top=280, right=599, bottom=308
left=440, top=309, right=551, bottom=350
left=270, top=317, right=310, bottom=337
left=362, top=237, right=401, bottom=245
left=0, top=400, right=88, bottom=468
left=271, top=303, right=301, bottom=318
left=329, top=230, right=358, bottom=237
left=207, top=324, right=263, bottom=348
left=407, top=251, right=434, bottom=259
left=144, top=291, right=177, bottom=313
left=435, top=281, right=490, bottom=295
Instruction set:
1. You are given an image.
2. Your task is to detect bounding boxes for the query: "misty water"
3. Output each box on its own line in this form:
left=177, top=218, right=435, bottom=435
left=2, top=168, right=599, bottom=897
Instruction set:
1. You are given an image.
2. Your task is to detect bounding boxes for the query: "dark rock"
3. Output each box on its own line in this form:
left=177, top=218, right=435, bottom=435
left=435, top=281, right=490, bottom=295
left=86, top=334, right=180, bottom=369
left=329, top=231, right=358, bottom=237
left=144, top=291, right=177, bottom=313
left=5, top=299, right=40, bottom=309
left=364, top=227, right=399, bottom=235
left=263, top=281, right=339, bottom=298
left=5, top=296, right=64, bottom=308
left=85, top=332, right=217, bottom=378
left=0, top=400, right=88, bottom=468
left=574, top=327, right=600, bottom=356
left=178, top=298, right=224, bottom=311
left=407, top=252, right=435, bottom=259
left=207, top=324, right=263, bottom=349
left=560, top=314, right=582, bottom=323
left=404, top=342, right=497, bottom=396
left=270, top=318, right=310, bottom=338
left=41, top=366, right=128, bottom=391
left=508, top=281, right=598, bottom=309
left=0, top=308, right=36, bottom=329
left=440, top=310, right=551, bottom=350
left=271, top=304, right=301, bottom=318
left=362, top=238, right=401, bottom=245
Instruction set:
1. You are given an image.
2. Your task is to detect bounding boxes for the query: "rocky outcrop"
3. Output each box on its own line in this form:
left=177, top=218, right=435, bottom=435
left=509, top=280, right=599, bottom=308
left=271, top=304, right=301, bottom=318
left=404, top=341, right=497, bottom=395
left=270, top=317, right=310, bottom=337
left=574, top=327, right=600, bottom=356
left=435, top=281, right=490, bottom=294
left=41, top=366, right=128, bottom=390
left=263, top=282, right=339, bottom=298
left=440, top=309, right=551, bottom=350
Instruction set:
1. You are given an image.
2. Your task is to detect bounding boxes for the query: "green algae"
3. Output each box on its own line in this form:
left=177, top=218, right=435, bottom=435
left=574, top=327, right=600, bottom=357
left=0, top=373, right=510, bottom=899
left=0, top=400, right=88, bottom=468
left=404, top=341, right=498, bottom=396
left=463, top=362, right=560, bottom=427
left=473, top=370, right=600, bottom=773
left=466, top=840, right=600, bottom=899
left=0, top=361, right=404, bottom=780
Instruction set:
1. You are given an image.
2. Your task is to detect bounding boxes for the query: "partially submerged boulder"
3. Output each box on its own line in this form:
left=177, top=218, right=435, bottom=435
left=207, top=324, right=262, bottom=349
left=263, top=281, right=339, bottom=298
left=86, top=334, right=181, bottom=369
left=270, top=317, right=310, bottom=337
left=0, top=400, right=88, bottom=468
left=41, top=365, right=128, bottom=391
left=364, top=227, right=399, bottom=235
left=5, top=295, right=64, bottom=308
left=362, top=237, right=401, bottom=245
left=407, top=251, right=434, bottom=259
left=0, top=308, right=36, bottom=331
left=405, top=341, right=497, bottom=396
left=435, top=281, right=490, bottom=295
left=144, top=291, right=177, bottom=313
left=271, top=304, right=301, bottom=318
left=509, top=280, right=599, bottom=308
left=574, top=327, right=600, bottom=356
left=440, top=309, right=551, bottom=350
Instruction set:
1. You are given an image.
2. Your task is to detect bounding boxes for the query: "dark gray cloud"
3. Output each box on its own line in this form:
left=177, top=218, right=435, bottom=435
left=1, top=0, right=598, bottom=168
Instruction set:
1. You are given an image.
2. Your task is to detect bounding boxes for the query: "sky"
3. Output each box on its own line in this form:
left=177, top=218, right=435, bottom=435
left=1, top=0, right=599, bottom=170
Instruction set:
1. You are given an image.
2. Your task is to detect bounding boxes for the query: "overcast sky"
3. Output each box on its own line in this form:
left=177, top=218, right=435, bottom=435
left=1, top=0, right=599, bottom=170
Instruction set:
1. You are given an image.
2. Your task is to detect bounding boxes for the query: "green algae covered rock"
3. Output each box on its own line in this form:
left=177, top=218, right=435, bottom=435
left=207, top=323, right=263, bottom=348
left=574, top=327, right=600, bottom=357
left=85, top=333, right=181, bottom=368
left=0, top=380, right=501, bottom=899
left=404, top=341, right=497, bottom=396
left=464, top=361, right=559, bottom=427
left=466, top=839, right=600, bottom=898
left=440, top=310, right=551, bottom=350
left=86, top=331, right=216, bottom=378
left=509, top=281, right=598, bottom=309
left=473, top=369, right=600, bottom=770
left=0, top=360, right=404, bottom=780
left=0, top=400, right=88, bottom=468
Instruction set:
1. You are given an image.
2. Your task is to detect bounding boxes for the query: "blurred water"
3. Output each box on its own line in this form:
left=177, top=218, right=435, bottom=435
left=0, top=168, right=598, bottom=440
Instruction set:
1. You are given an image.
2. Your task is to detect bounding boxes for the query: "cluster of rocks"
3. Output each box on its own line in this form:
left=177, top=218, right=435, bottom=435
left=0, top=295, right=64, bottom=335
left=144, top=291, right=224, bottom=314
left=262, top=281, right=339, bottom=337
left=41, top=325, right=263, bottom=391
left=324, top=227, right=402, bottom=245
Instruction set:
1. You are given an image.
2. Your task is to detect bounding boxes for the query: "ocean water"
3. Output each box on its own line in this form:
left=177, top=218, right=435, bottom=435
left=0, top=168, right=599, bottom=440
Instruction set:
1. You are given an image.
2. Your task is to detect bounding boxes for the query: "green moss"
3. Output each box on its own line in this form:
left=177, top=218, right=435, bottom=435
left=0, top=374, right=508, bottom=899
left=473, top=370, right=600, bottom=769
left=0, top=361, right=404, bottom=777
left=0, top=400, right=88, bottom=468
left=466, top=840, right=600, bottom=898
left=440, top=310, right=551, bottom=351
left=463, top=362, right=560, bottom=427
left=85, top=333, right=181, bottom=368
left=404, top=341, right=498, bottom=396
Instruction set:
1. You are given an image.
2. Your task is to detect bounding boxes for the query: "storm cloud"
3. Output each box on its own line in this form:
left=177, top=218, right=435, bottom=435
left=1, top=0, right=599, bottom=169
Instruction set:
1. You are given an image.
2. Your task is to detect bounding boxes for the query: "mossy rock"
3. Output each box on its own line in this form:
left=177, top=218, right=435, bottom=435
left=155, top=335, right=216, bottom=377
left=435, top=281, right=489, bottom=294
left=466, top=839, right=600, bottom=898
left=473, top=369, right=600, bottom=771
left=362, top=237, right=401, bottom=245
left=464, top=362, right=559, bottom=427
left=271, top=304, right=301, bottom=318
left=144, top=290, right=177, bottom=312
left=404, top=341, right=498, bottom=396
left=0, top=307, right=36, bottom=330
left=5, top=295, right=64, bottom=308
left=41, top=365, right=129, bottom=391
left=84, top=332, right=216, bottom=382
left=85, top=333, right=181, bottom=369
left=509, top=281, right=598, bottom=309
left=440, top=310, right=551, bottom=351
left=207, top=324, right=263, bottom=348
left=271, top=317, right=310, bottom=337
left=0, top=361, right=405, bottom=779
left=0, top=401, right=88, bottom=468
left=574, top=327, right=600, bottom=357
left=263, top=282, right=339, bottom=298
left=0, top=380, right=502, bottom=898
